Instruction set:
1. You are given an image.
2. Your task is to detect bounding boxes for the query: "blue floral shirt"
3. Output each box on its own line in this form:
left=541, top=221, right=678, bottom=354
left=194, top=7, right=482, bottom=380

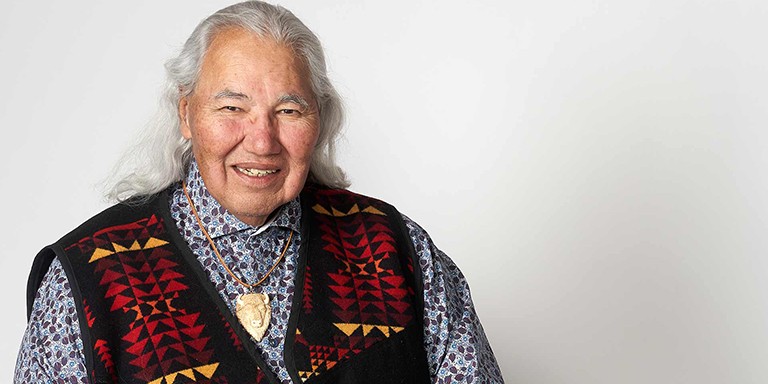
left=15, top=161, right=504, bottom=383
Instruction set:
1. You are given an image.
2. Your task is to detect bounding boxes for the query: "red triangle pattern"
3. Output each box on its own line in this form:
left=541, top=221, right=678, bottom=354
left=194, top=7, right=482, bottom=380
left=93, top=339, right=117, bottom=382
left=319, top=209, right=414, bottom=327
left=83, top=299, right=96, bottom=328
left=219, top=314, right=243, bottom=352
left=303, top=266, right=314, bottom=313
left=65, top=215, right=156, bottom=254
left=297, top=189, right=418, bottom=378
left=73, top=215, right=218, bottom=381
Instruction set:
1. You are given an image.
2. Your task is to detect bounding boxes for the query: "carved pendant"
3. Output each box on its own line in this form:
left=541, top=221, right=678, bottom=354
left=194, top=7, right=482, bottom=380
left=235, top=293, right=271, bottom=341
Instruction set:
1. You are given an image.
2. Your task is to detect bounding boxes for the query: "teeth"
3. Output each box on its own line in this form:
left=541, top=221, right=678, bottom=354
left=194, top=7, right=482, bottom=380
left=236, top=167, right=278, bottom=177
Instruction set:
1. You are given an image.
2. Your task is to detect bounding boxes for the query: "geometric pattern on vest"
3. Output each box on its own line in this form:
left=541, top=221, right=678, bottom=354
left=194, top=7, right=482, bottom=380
left=291, top=188, right=421, bottom=382
left=64, top=212, right=267, bottom=384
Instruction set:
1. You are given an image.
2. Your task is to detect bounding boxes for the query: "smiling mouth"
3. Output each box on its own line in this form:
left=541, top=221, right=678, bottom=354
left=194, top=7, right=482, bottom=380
left=235, top=166, right=279, bottom=177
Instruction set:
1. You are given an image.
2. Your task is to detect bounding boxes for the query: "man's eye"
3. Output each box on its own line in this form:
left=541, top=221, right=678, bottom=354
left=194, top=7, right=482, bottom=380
left=278, top=109, right=298, bottom=115
left=222, top=106, right=240, bottom=112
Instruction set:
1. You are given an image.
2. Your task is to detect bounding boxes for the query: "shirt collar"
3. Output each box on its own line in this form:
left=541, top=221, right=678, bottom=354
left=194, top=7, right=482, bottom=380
left=179, top=160, right=302, bottom=238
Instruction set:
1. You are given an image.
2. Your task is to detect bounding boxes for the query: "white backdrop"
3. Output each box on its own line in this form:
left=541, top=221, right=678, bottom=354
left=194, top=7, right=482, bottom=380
left=2, top=0, right=768, bottom=382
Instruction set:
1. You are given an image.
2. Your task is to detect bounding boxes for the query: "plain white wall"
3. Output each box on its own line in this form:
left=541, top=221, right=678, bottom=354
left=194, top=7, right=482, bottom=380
left=2, top=0, right=767, bottom=382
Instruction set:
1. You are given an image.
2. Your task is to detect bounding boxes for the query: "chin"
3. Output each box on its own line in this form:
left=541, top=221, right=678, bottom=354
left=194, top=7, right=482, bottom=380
left=224, top=193, right=283, bottom=224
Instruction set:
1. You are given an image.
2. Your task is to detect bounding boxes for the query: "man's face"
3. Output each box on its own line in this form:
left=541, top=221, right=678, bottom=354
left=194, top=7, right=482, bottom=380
left=179, top=28, right=319, bottom=226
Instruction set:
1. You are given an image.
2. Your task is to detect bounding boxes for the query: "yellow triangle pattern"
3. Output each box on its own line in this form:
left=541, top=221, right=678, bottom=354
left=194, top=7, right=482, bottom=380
left=311, top=204, right=332, bottom=216
left=126, top=297, right=177, bottom=322
left=195, top=363, right=219, bottom=378
left=89, top=237, right=170, bottom=263
left=362, top=206, right=386, bottom=215
left=312, top=203, right=387, bottom=217
left=178, top=368, right=195, bottom=380
left=144, top=237, right=169, bottom=249
left=309, top=358, right=337, bottom=376
left=334, top=322, right=359, bottom=336
left=147, top=363, right=219, bottom=384
left=333, top=323, right=404, bottom=338
left=89, top=248, right=114, bottom=263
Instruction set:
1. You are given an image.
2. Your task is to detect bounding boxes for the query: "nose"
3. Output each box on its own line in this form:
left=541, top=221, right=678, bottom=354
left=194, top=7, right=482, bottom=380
left=242, top=115, right=281, bottom=155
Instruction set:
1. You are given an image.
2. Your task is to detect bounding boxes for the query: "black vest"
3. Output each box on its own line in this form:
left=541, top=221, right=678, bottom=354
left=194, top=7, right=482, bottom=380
left=27, top=186, right=431, bottom=383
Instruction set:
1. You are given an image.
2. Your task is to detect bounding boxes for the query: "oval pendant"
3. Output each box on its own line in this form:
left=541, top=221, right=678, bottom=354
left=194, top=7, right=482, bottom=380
left=235, top=293, right=271, bottom=341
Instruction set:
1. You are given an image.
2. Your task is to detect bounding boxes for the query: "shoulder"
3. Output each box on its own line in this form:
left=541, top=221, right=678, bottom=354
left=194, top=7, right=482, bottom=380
left=301, top=184, right=401, bottom=217
left=27, top=192, right=167, bottom=314
left=53, top=192, right=167, bottom=248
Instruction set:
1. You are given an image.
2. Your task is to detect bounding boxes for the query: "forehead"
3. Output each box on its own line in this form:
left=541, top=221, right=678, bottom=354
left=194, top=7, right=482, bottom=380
left=197, top=27, right=310, bottom=91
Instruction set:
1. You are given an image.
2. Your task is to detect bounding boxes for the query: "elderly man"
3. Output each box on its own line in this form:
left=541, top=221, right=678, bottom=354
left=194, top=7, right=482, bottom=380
left=16, top=2, right=503, bottom=383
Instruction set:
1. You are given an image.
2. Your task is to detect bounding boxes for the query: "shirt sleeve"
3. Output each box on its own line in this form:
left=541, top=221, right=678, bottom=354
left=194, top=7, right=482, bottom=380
left=402, top=214, right=505, bottom=383
left=15, top=256, right=89, bottom=384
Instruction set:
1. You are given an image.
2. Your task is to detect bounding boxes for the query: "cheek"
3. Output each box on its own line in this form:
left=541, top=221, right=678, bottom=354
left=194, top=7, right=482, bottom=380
left=286, top=127, right=319, bottom=161
left=191, top=119, right=242, bottom=157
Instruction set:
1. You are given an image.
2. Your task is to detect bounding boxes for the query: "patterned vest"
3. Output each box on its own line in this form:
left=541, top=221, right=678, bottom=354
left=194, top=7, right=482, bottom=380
left=27, top=186, right=430, bottom=383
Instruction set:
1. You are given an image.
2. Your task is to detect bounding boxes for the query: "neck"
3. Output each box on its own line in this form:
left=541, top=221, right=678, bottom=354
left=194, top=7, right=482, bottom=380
left=232, top=210, right=276, bottom=228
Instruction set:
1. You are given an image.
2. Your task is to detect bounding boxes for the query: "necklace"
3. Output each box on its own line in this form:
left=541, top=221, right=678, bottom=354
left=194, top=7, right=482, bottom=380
left=182, top=182, right=293, bottom=342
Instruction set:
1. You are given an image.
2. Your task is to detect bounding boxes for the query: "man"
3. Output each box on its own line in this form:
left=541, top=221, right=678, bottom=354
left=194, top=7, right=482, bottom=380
left=16, top=2, right=503, bottom=383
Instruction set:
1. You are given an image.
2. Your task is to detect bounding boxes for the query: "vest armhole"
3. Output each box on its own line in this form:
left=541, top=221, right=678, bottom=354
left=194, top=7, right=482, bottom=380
left=27, top=247, right=56, bottom=320
left=48, top=243, right=98, bottom=384
left=389, top=211, right=426, bottom=326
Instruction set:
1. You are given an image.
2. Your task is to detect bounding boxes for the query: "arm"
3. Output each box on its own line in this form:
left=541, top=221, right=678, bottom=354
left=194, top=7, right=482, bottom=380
left=403, top=215, right=505, bottom=383
left=15, top=257, right=89, bottom=383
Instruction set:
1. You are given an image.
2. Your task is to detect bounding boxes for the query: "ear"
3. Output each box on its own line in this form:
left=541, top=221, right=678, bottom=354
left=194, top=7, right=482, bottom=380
left=179, top=96, right=192, bottom=139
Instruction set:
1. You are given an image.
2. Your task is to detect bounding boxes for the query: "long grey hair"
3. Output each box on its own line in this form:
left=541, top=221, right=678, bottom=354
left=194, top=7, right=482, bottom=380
left=107, top=1, right=348, bottom=202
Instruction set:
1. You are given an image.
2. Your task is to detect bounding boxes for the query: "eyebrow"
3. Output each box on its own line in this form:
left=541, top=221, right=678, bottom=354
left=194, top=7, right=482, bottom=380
left=212, top=90, right=312, bottom=109
left=213, top=89, right=250, bottom=101
left=278, top=94, right=311, bottom=110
